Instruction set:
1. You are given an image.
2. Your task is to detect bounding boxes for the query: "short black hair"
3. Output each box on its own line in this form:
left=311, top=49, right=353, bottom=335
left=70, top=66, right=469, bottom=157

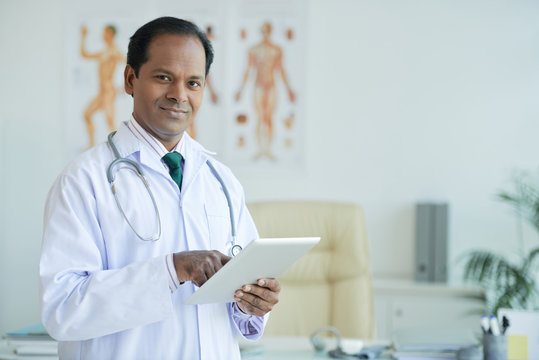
left=127, top=17, right=214, bottom=77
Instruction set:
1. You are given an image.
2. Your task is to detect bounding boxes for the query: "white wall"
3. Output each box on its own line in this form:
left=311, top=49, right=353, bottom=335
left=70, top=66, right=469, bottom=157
left=1, top=0, right=538, bottom=335
left=0, top=0, right=67, bottom=334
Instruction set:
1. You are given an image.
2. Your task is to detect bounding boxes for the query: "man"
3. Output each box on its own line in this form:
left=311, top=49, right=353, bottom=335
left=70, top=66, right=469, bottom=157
left=40, top=17, right=280, bottom=359
left=235, top=22, right=296, bottom=161
left=80, top=24, right=126, bottom=147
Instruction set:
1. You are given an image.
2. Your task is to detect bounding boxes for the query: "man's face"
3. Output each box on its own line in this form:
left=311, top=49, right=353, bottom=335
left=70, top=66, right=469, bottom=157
left=124, top=33, right=206, bottom=150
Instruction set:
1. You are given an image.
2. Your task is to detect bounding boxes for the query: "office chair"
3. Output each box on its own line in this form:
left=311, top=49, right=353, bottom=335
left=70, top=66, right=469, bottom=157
left=247, top=201, right=374, bottom=339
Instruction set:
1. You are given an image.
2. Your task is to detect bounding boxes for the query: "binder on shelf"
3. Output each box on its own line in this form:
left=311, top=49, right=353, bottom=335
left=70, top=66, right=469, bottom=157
left=415, top=204, right=434, bottom=282
left=415, top=203, right=449, bottom=283
left=433, top=204, right=448, bottom=283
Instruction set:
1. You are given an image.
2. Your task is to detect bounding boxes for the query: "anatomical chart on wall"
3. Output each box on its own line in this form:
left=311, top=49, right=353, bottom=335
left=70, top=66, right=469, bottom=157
left=65, top=15, right=136, bottom=157
left=227, top=4, right=305, bottom=169
left=65, top=0, right=306, bottom=170
left=65, top=13, right=226, bottom=158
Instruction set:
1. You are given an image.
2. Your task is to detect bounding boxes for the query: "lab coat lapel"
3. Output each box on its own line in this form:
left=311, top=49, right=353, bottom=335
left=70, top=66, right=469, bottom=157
left=180, top=133, right=211, bottom=196
left=113, top=122, right=170, bottom=179
left=111, top=122, right=139, bottom=158
left=114, top=124, right=216, bottom=191
left=138, top=147, right=170, bottom=178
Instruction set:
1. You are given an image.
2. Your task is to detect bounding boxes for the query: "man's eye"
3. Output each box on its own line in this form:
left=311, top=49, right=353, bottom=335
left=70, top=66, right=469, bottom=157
left=156, top=75, right=170, bottom=81
left=188, top=81, right=202, bottom=88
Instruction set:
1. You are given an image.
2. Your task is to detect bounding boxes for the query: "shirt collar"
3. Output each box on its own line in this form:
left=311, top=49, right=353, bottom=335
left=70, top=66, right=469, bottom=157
left=127, top=115, right=186, bottom=159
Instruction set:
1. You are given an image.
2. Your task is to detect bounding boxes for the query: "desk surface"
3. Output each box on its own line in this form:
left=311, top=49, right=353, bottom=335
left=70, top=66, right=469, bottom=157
left=0, top=342, right=57, bottom=360
left=240, top=336, right=391, bottom=359
left=1, top=337, right=389, bottom=360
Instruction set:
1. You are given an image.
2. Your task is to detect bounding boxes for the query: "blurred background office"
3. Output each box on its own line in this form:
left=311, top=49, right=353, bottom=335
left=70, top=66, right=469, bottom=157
left=1, top=0, right=538, bottom=337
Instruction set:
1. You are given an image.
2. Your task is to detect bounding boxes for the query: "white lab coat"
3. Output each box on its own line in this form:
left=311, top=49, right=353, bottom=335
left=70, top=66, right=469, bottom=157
left=40, top=123, right=264, bottom=359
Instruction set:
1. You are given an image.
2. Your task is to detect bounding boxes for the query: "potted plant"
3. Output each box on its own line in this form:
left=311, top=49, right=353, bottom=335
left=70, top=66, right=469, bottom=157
left=462, top=171, right=539, bottom=315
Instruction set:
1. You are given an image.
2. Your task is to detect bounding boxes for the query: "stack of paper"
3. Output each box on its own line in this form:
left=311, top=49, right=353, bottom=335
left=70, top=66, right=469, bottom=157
left=391, top=326, right=478, bottom=360
left=392, top=347, right=458, bottom=360
left=2, top=324, right=57, bottom=360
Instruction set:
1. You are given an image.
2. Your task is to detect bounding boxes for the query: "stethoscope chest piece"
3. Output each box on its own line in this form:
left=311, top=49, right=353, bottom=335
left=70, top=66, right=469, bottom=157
left=231, top=244, right=243, bottom=257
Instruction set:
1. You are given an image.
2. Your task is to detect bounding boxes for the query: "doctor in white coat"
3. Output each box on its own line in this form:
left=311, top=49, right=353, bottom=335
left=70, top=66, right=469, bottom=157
left=40, top=17, right=280, bottom=360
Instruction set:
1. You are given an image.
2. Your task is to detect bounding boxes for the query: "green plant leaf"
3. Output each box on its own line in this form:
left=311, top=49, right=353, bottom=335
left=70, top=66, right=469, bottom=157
left=523, top=247, right=539, bottom=271
left=463, top=251, right=511, bottom=286
left=497, top=173, right=539, bottom=234
left=463, top=169, right=539, bottom=314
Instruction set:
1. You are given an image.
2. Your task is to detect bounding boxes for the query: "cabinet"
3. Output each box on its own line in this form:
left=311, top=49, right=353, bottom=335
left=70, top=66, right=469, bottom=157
left=373, top=279, right=485, bottom=339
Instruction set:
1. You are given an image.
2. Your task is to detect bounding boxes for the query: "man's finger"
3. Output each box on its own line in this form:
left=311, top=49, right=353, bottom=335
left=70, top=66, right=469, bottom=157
left=243, top=285, right=279, bottom=306
left=234, top=292, right=272, bottom=316
left=257, top=278, right=281, bottom=292
left=194, top=273, right=208, bottom=287
left=219, top=252, right=232, bottom=266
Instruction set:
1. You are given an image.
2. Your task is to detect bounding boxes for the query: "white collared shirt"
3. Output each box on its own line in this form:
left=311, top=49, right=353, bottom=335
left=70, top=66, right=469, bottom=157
left=127, top=115, right=185, bottom=165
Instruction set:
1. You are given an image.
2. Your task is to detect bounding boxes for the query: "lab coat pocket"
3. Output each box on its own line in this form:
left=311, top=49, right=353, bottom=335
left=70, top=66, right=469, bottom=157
left=204, top=203, right=231, bottom=253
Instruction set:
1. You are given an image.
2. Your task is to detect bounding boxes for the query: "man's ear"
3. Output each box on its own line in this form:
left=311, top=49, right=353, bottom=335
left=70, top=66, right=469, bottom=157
left=124, top=65, right=136, bottom=97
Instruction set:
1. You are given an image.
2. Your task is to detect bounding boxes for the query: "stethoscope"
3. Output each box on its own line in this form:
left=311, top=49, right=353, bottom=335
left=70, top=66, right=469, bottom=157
left=106, top=131, right=243, bottom=257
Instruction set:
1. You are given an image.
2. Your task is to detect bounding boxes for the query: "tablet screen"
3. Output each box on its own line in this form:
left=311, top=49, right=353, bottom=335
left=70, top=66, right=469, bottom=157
left=185, top=237, right=320, bottom=305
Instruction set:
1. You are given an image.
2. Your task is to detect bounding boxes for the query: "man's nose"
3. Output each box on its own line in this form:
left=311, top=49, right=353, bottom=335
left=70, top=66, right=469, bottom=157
left=166, top=82, right=188, bottom=103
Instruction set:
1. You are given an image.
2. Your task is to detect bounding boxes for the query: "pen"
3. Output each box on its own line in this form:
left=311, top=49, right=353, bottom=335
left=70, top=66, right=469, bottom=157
left=489, top=315, right=500, bottom=336
left=501, top=315, right=510, bottom=335
left=480, top=315, right=490, bottom=334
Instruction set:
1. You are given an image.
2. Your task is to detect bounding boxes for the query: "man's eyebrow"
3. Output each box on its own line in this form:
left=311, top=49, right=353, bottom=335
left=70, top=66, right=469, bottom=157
left=152, top=68, right=205, bottom=80
left=152, top=68, right=174, bottom=75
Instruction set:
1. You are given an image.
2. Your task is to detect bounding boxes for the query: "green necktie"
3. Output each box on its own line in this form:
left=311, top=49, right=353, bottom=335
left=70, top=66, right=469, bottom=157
left=162, top=152, right=183, bottom=190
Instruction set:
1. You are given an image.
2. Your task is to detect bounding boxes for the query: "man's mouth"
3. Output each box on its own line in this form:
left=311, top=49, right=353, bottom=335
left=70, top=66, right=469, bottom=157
left=160, top=106, right=189, bottom=117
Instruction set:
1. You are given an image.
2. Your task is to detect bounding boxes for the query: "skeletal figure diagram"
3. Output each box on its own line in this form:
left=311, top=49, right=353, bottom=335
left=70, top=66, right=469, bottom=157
left=235, top=22, right=296, bottom=161
left=80, top=24, right=125, bottom=147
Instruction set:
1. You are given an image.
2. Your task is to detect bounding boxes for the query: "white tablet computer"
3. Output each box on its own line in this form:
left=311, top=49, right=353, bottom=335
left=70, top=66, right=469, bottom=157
left=185, top=237, right=320, bottom=305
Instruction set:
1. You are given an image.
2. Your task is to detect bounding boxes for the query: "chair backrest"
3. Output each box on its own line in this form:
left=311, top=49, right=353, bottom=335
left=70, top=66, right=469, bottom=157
left=247, top=201, right=374, bottom=339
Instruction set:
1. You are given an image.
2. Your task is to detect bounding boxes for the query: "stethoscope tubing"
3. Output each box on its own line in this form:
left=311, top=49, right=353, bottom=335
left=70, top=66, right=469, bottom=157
left=106, top=131, right=241, bottom=256
left=205, top=160, right=241, bottom=256
left=107, top=132, right=162, bottom=242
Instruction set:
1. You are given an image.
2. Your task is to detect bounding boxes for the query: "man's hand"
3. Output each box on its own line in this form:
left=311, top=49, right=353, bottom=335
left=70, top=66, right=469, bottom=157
left=173, top=250, right=231, bottom=287
left=234, top=278, right=280, bottom=316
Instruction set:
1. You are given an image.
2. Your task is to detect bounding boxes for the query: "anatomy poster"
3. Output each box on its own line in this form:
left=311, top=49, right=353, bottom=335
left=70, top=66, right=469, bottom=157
left=65, top=14, right=136, bottom=156
left=64, top=0, right=306, bottom=170
left=227, top=2, right=306, bottom=169
left=179, top=13, right=226, bottom=154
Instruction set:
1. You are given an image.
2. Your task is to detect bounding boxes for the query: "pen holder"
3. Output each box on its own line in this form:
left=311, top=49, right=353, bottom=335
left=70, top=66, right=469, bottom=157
left=482, top=334, right=507, bottom=360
